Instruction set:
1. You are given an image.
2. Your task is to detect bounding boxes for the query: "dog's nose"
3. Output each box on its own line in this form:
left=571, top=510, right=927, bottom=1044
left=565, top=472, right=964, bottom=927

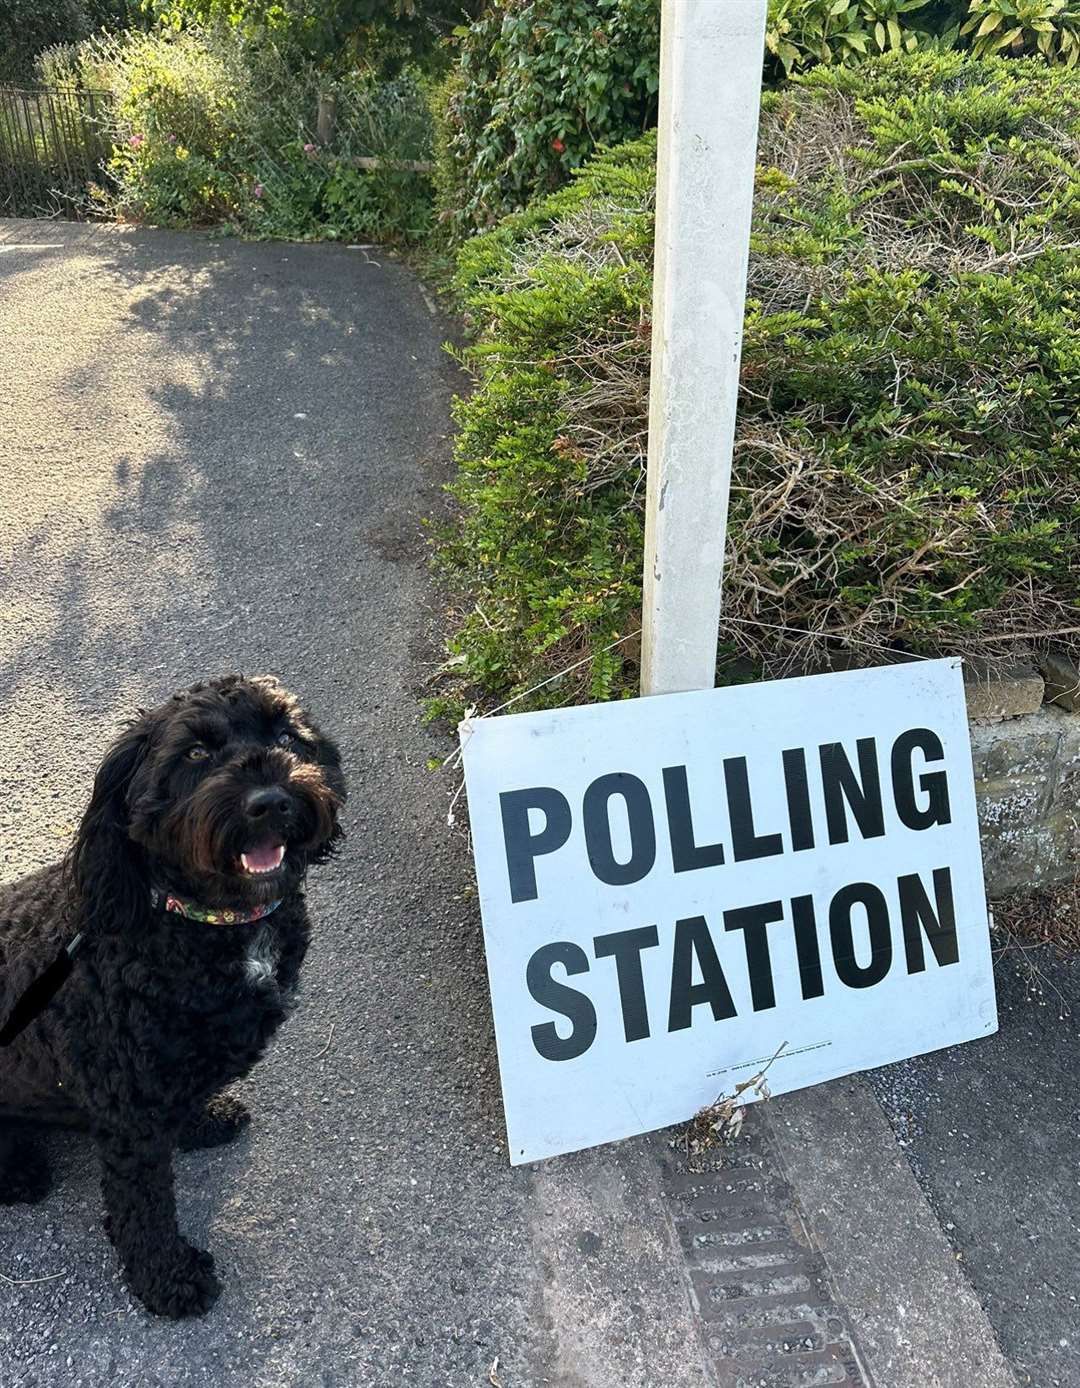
left=245, top=786, right=293, bottom=822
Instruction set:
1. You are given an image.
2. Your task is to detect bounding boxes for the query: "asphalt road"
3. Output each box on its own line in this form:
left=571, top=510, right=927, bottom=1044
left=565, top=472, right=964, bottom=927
left=0, top=220, right=713, bottom=1388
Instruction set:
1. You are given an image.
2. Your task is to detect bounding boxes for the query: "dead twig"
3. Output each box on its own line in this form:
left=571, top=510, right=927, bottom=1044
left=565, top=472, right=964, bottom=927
left=311, top=1022, right=335, bottom=1059
left=0, top=1268, right=66, bottom=1286
left=979, top=626, right=1080, bottom=643
left=678, top=1042, right=789, bottom=1170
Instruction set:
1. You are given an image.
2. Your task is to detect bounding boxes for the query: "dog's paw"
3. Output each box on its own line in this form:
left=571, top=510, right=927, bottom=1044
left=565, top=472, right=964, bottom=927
left=0, top=1143, right=52, bottom=1206
left=126, top=1240, right=221, bottom=1319
left=177, top=1094, right=251, bottom=1151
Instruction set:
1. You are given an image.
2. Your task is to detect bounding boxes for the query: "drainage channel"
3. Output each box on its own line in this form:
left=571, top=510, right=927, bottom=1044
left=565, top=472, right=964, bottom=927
left=658, top=1114, right=872, bottom=1388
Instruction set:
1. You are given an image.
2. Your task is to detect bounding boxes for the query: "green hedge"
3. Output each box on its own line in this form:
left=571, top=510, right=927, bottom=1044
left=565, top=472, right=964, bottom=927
left=434, top=0, right=660, bottom=238
left=144, top=0, right=482, bottom=74
left=435, top=0, right=1080, bottom=241
left=430, top=51, right=1080, bottom=718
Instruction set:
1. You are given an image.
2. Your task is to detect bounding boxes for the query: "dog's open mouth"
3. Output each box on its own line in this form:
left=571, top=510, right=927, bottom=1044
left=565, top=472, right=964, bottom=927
left=239, top=841, right=286, bottom=876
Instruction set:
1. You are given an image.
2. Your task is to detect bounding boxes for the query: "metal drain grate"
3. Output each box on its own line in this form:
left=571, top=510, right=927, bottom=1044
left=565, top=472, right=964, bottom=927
left=660, top=1115, right=872, bottom=1388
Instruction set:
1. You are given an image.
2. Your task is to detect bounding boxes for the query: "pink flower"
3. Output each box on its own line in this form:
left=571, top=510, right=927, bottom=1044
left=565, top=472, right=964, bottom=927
left=253, top=183, right=265, bottom=199
left=303, top=142, right=316, bottom=154
left=552, top=137, right=566, bottom=154
left=167, top=133, right=177, bottom=144
left=128, top=133, right=144, bottom=148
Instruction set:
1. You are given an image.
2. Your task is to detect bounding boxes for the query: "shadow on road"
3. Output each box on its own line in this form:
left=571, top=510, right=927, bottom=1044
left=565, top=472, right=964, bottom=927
left=0, top=223, right=532, bottom=1388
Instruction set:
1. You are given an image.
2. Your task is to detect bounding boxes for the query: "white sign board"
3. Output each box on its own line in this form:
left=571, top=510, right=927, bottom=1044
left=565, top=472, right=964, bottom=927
left=461, top=659, right=997, bottom=1165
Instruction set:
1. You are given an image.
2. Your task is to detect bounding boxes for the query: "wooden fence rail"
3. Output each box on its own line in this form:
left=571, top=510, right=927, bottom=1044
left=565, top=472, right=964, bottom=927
left=0, top=85, right=110, bottom=217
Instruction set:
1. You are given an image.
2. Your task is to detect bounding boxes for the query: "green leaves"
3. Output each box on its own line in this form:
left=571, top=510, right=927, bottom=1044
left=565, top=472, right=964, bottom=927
left=433, top=0, right=660, bottom=239
left=436, top=0, right=1080, bottom=242
left=68, top=27, right=434, bottom=237
left=765, top=0, right=933, bottom=75
left=960, top=0, right=1080, bottom=61
left=434, top=52, right=1080, bottom=716
left=144, top=0, right=478, bottom=72
left=767, top=0, right=1080, bottom=76
left=0, top=0, right=141, bottom=82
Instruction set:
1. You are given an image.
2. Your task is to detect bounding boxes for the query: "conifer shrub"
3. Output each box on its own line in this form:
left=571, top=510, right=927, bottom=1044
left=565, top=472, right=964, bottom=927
left=431, top=52, right=1080, bottom=718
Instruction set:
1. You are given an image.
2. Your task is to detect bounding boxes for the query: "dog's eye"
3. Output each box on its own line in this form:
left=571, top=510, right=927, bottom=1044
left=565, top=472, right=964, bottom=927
left=276, top=731, right=295, bottom=750
left=186, top=745, right=210, bottom=762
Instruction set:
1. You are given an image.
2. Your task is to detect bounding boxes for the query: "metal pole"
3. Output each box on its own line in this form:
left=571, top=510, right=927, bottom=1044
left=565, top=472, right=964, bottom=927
left=640, top=0, right=767, bottom=696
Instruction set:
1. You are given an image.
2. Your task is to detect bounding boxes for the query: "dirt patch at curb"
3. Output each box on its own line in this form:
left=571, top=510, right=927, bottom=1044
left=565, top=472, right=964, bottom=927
left=993, top=880, right=1080, bottom=955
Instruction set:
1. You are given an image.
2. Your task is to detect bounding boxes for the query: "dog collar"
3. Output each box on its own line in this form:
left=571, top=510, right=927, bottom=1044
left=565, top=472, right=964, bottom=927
left=149, top=889, right=282, bottom=926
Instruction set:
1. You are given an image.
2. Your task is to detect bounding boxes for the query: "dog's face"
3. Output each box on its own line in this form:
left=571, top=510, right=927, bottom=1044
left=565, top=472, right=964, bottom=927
left=89, top=676, right=345, bottom=911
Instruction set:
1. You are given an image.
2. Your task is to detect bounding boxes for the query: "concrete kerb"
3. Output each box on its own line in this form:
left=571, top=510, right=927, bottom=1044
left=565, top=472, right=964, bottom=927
left=634, top=656, right=1068, bottom=1387
left=764, top=1076, right=1018, bottom=1388
left=736, top=658, right=1076, bottom=1388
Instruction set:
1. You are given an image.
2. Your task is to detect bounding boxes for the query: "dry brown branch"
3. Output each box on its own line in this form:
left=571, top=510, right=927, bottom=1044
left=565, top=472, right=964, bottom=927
left=676, top=1043, right=789, bottom=1171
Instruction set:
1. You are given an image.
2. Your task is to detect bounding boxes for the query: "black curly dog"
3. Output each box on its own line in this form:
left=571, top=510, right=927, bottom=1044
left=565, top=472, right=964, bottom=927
left=0, top=675, right=344, bottom=1318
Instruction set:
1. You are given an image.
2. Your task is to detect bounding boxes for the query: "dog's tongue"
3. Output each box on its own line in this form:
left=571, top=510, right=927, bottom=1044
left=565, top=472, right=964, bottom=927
left=240, top=841, right=285, bottom=874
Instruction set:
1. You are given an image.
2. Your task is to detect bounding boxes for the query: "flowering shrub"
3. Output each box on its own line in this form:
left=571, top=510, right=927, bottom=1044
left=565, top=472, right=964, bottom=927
left=433, top=0, right=660, bottom=239
left=90, top=30, right=238, bottom=224
left=49, top=27, right=434, bottom=238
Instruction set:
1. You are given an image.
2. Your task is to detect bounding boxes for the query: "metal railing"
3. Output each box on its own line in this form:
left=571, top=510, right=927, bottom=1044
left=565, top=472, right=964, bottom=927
left=0, top=84, right=111, bottom=217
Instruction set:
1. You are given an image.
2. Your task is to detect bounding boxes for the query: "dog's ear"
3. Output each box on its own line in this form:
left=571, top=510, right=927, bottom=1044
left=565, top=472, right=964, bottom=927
left=69, top=718, right=152, bottom=932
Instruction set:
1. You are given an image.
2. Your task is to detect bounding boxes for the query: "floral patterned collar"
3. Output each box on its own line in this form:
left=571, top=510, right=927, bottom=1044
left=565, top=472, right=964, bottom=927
left=149, top=888, right=282, bottom=926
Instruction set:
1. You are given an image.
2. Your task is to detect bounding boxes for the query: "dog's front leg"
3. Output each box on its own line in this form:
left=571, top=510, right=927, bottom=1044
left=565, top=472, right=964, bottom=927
left=96, top=1128, right=221, bottom=1318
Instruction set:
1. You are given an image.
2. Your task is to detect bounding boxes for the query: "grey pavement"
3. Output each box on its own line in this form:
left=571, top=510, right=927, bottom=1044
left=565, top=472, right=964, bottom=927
left=0, top=217, right=1038, bottom=1388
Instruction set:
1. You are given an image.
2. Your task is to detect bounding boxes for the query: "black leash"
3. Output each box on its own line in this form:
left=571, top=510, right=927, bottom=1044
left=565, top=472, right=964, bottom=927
left=0, top=934, right=84, bottom=1047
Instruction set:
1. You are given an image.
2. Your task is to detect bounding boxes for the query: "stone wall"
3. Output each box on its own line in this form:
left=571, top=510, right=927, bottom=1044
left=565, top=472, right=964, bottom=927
left=967, top=648, right=1080, bottom=899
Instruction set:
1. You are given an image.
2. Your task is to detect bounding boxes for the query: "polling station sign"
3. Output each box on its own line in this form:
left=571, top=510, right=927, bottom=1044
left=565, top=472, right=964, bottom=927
left=461, top=658, right=998, bottom=1165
